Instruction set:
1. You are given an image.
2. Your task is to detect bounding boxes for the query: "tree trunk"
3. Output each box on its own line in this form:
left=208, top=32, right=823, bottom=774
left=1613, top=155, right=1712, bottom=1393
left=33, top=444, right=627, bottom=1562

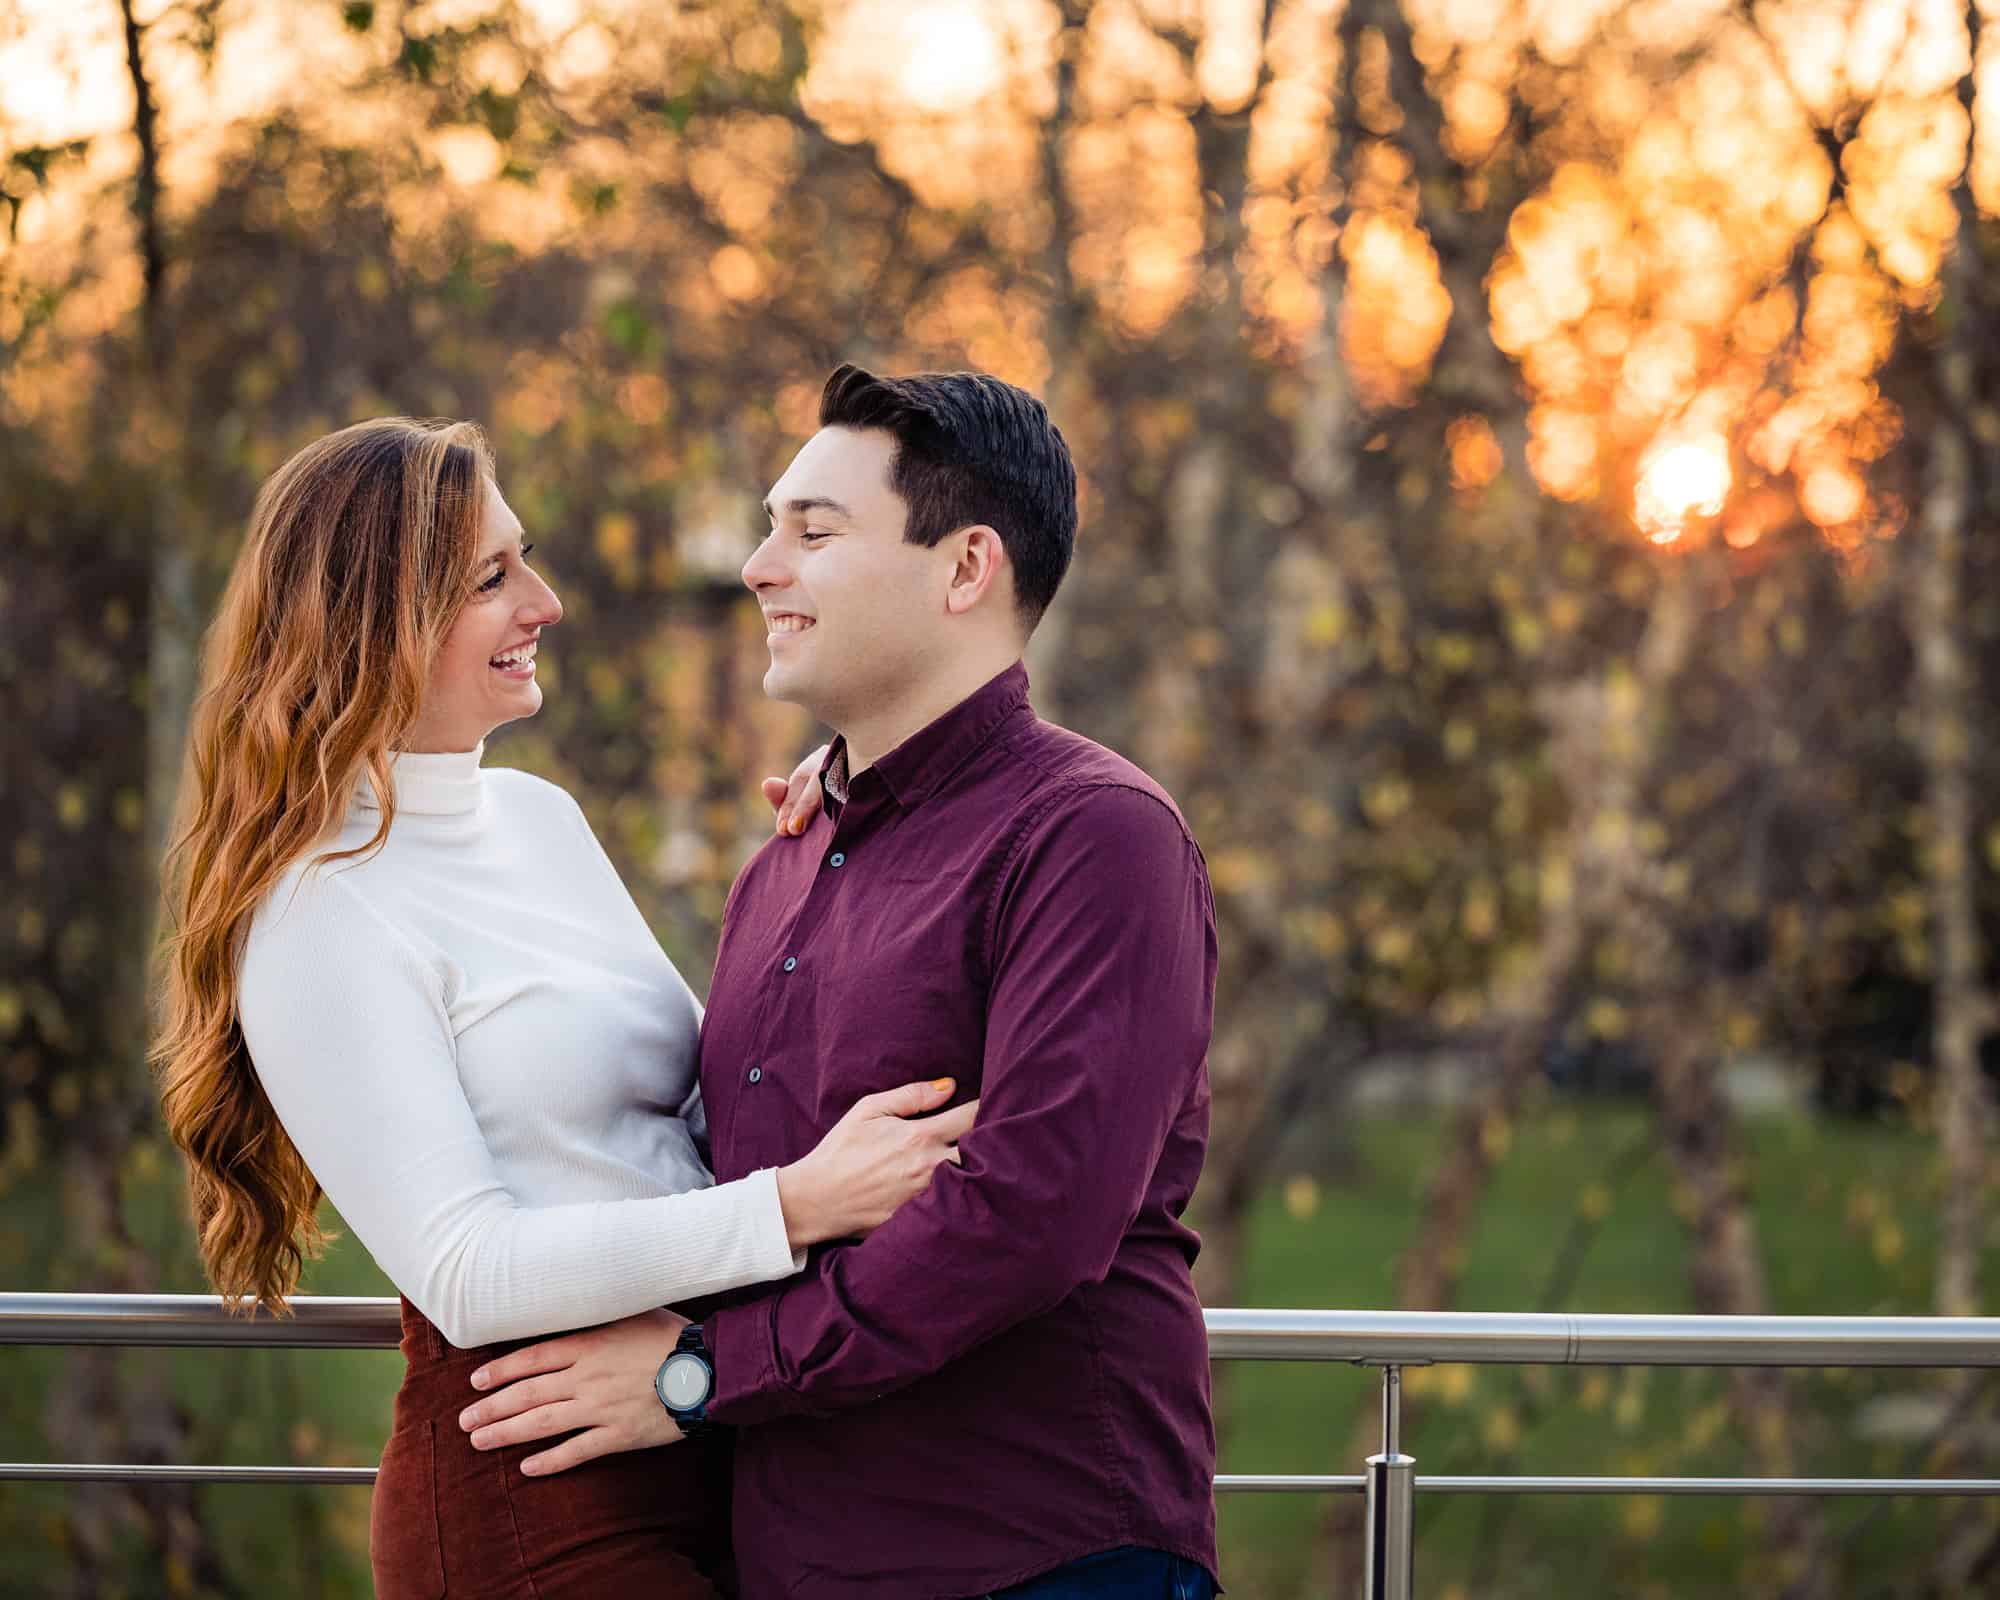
left=1915, top=14, right=1996, bottom=1321
left=1650, top=999, right=1830, bottom=1595
left=1022, top=0, right=1088, bottom=720
left=1910, top=412, right=1995, bottom=1321
left=36, top=9, right=226, bottom=1595
left=1915, top=18, right=2000, bottom=1583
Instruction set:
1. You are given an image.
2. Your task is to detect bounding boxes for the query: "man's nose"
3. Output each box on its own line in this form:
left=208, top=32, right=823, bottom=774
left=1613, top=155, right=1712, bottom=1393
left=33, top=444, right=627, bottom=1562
left=742, top=535, right=788, bottom=593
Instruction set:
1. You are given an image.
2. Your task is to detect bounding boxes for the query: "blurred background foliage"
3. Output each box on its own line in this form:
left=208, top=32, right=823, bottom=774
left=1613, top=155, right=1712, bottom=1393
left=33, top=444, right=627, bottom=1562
left=3, top=0, right=1999, bottom=1594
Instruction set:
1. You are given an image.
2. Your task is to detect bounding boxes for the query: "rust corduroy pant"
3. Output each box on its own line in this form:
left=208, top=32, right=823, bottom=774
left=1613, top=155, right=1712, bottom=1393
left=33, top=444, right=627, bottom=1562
left=371, top=1297, right=734, bottom=1599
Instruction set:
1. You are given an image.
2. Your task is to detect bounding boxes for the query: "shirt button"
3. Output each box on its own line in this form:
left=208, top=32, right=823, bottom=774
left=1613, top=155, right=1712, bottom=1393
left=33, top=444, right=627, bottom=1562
left=782, top=956, right=798, bottom=972
left=747, top=1067, right=762, bottom=1084
left=829, top=852, right=846, bottom=868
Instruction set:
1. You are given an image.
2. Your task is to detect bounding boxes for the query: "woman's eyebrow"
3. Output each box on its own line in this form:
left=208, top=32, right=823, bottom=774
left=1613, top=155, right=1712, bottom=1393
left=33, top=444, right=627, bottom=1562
left=478, top=530, right=528, bottom=563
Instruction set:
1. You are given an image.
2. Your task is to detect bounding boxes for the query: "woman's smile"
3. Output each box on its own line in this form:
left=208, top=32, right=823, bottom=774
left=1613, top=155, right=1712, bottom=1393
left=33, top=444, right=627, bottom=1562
left=489, top=636, right=539, bottom=679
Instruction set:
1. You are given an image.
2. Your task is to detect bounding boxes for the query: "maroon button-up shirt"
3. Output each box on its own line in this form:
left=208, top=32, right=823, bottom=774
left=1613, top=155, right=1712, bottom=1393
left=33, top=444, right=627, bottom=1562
left=698, top=661, right=1219, bottom=1600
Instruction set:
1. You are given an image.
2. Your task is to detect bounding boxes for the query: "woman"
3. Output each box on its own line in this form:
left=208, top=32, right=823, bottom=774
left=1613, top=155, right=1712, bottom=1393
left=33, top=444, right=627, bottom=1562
left=153, top=418, right=971, bottom=1598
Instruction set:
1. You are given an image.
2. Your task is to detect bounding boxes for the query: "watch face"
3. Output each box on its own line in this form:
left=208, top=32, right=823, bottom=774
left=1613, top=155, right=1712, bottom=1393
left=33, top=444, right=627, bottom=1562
left=660, top=1352, right=712, bottom=1410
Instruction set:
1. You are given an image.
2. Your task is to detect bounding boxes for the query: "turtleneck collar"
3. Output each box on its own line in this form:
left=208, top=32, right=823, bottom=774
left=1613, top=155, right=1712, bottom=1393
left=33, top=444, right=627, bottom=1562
left=355, top=744, right=486, bottom=816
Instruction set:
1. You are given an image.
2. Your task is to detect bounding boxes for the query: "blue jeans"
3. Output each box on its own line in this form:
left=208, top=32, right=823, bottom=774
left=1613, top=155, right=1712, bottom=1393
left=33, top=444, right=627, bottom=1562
left=985, top=1546, right=1219, bottom=1599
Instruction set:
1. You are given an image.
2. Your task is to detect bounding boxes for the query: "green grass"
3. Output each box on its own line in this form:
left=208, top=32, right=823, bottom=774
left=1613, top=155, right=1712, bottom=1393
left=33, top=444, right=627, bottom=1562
left=2, top=1105, right=1993, bottom=1597
left=1214, top=1107, right=2000, bottom=1599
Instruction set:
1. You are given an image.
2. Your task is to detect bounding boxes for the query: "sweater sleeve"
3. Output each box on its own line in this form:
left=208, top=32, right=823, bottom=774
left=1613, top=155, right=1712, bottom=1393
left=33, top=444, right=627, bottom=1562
left=237, top=869, right=803, bottom=1347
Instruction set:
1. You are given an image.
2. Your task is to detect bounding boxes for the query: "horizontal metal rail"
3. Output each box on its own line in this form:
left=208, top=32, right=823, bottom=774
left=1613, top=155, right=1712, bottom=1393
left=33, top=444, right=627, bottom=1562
left=1202, top=1308, right=2000, bottom=1367
left=0, top=1293, right=402, bottom=1349
left=2, top=1463, right=380, bottom=1485
left=8, top=1295, right=2000, bottom=1366
left=8, top=1467, right=1997, bottom=1494
left=6, top=1288, right=1998, bottom=1589
left=1215, top=1475, right=2000, bottom=1496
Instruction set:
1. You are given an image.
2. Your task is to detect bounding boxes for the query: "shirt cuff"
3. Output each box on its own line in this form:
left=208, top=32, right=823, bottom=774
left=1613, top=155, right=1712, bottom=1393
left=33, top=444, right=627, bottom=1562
left=707, top=1289, right=793, bottom=1425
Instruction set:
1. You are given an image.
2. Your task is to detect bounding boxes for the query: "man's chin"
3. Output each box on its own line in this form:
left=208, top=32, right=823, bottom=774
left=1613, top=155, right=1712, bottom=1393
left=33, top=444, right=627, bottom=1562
left=760, top=665, right=807, bottom=706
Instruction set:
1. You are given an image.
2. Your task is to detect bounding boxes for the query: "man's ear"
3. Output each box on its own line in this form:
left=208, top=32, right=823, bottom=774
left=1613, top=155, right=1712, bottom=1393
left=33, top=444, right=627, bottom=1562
left=943, top=524, right=1009, bottom=617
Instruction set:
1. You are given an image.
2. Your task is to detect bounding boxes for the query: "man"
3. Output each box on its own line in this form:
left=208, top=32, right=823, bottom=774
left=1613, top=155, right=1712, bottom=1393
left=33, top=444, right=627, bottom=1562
left=460, top=365, right=1220, bottom=1599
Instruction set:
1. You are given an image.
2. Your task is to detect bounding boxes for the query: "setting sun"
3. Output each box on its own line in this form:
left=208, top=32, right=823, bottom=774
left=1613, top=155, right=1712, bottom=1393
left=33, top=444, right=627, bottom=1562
left=1635, top=438, right=1732, bottom=543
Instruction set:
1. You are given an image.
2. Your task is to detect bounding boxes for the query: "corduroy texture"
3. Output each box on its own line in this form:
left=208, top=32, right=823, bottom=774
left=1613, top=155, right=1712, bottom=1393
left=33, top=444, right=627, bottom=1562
left=372, top=1297, right=734, bottom=1600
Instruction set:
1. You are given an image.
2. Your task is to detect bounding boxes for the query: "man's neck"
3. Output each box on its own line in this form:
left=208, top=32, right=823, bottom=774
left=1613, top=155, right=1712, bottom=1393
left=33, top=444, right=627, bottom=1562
left=837, top=650, right=1022, bottom=776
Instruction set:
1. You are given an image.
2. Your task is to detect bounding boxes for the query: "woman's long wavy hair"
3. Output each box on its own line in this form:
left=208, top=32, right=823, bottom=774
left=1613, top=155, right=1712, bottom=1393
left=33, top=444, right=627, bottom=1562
left=153, top=417, right=493, bottom=1311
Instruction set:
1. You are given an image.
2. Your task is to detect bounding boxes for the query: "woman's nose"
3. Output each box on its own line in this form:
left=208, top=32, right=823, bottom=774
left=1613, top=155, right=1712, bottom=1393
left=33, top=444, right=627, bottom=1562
left=525, top=568, right=562, bottom=626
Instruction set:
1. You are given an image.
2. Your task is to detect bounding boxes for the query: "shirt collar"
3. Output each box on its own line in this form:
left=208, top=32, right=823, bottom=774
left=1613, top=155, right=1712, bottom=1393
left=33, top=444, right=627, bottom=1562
left=821, top=661, right=1031, bottom=814
left=354, top=743, right=487, bottom=816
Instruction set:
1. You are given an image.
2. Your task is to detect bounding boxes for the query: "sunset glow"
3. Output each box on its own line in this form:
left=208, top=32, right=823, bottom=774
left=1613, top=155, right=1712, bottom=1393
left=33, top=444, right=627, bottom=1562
left=898, top=1, right=1005, bottom=112
left=1635, top=438, right=1731, bottom=544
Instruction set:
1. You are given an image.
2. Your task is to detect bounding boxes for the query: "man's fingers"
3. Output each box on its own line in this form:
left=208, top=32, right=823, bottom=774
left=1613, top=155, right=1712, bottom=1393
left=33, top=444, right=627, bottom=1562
left=522, top=1426, right=640, bottom=1478
left=460, top=1372, right=569, bottom=1430
left=926, top=1099, right=980, bottom=1143
left=469, top=1401, right=579, bottom=1452
left=470, top=1340, right=574, bottom=1392
left=761, top=777, right=789, bottom=818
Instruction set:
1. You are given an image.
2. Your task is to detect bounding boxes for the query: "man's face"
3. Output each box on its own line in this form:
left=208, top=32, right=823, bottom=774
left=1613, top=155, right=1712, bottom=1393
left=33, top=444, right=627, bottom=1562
left=743, top=426, right=952, bottom=725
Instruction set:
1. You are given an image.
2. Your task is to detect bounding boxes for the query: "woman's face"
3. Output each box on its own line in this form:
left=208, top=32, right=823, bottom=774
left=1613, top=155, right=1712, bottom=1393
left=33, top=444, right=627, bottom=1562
left=403, top=477, right=562, bottom=753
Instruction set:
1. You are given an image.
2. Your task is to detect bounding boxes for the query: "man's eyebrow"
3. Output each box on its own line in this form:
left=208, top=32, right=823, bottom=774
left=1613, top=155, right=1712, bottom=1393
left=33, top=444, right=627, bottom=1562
left=762, top=496, right=855, bottom=521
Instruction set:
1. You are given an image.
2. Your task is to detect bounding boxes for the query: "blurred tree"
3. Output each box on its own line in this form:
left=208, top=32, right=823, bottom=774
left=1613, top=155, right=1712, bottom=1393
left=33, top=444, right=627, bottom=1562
left=3, top=0, right=1998, bottom=1593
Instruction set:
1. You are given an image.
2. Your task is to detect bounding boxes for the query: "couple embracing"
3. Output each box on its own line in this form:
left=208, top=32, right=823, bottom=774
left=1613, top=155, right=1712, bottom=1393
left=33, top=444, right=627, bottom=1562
left=154, top=365, right=1221, bottom=1600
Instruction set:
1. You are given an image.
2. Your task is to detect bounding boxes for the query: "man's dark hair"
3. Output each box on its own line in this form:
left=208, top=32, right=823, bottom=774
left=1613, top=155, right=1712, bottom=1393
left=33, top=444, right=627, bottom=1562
left=818, top=364, right=1077, bottom=627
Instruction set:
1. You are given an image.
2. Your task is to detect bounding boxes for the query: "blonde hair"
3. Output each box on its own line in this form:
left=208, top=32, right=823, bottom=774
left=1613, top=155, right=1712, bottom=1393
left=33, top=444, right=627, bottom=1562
left=153, top=417, right=492, bottom=1310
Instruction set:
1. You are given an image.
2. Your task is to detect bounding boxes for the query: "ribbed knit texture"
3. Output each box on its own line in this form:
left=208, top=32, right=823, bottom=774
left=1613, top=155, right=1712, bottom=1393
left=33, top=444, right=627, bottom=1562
left=237, top=744, right=801, bottom=1348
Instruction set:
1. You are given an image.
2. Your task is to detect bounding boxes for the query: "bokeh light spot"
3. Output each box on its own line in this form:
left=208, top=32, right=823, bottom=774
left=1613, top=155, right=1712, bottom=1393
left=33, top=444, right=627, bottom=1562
left=1635, top=437, right=1730, bottom=544
left=898, top=1, right=1004, bottom=112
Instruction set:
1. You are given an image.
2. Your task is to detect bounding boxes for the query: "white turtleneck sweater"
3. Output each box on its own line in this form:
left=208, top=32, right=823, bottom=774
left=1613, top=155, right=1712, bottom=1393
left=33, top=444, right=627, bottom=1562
left=236, top=745, right=802, bottom=1348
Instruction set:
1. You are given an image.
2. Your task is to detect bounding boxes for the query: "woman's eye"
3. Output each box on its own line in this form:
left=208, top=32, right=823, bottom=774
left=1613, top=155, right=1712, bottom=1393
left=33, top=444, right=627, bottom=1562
left=477, top=567, right=505, bottom=593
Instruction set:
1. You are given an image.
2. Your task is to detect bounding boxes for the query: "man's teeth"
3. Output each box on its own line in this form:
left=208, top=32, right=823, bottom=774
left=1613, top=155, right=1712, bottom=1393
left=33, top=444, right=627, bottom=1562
left=770, top=616, right=814, bottom=633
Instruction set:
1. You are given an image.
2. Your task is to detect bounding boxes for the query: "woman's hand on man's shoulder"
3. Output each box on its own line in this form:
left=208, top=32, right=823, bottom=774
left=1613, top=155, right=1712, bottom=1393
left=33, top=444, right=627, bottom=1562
left=761, top=744, right=830, bottom=836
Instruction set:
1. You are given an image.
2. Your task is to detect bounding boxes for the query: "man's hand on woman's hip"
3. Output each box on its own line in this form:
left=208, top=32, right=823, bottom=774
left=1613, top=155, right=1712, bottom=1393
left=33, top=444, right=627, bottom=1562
left=458, top=1307, right=688, bottom=1475
left=459, top=1076, right=978, bottom=1474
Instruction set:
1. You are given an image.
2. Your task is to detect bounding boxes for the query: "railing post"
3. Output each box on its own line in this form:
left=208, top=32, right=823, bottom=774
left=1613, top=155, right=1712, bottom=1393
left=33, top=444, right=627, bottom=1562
left=1361, top=1364, right=1415, bottom=1600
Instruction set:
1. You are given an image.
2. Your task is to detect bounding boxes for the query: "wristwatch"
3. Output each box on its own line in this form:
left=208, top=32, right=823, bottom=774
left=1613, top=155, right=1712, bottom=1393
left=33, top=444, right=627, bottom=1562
left=654, top=1322, right=716, bottom=1436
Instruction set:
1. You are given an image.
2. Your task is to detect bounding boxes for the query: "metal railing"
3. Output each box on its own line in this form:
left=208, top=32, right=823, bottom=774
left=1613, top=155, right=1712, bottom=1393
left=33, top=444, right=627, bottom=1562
left=5, top=1295, right=1999, bottom=1598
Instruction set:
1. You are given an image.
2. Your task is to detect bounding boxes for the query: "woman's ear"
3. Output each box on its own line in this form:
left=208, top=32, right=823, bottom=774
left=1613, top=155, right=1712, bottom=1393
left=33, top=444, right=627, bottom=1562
left=944, top=524, right=1006, bottom=616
